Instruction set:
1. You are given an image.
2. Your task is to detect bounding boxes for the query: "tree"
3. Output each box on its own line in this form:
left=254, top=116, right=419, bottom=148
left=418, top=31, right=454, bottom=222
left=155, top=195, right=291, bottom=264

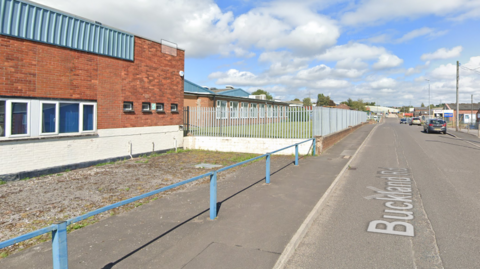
left=316, top=93, right=331, bottom=106
left=350, top=99, right=366, bottom=111
left=328, top=99, right=336, bottom=106
left=421, top=103, right=425, bottom=107
left=365, top=102, right=376, bottom=106
left=251, top=89, right=273, bottom=100
left=303, top=97, right=312, bottom=106
left=293, top=98, right=300, bottom=101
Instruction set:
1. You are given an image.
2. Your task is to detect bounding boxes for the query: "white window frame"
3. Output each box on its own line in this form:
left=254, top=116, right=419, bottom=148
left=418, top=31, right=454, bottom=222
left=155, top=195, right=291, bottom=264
left=250, top=103, right=258, bottom=118
left=142, top=102, right=151, bottom=112
left=156, top=103, right=164, bottom=112
left=273, top=105, right=278, bottom=118
left=259, top=104, right=265, bottom=118
left=229, top=101, right=239, bottom=119
left=216, top=100, right=227, bottom=119
left=171, top=103, right=178, bottom=112
left=80, top=103, right=97, bottom=133
left=4, top=99, right=31, bottom=138
left=267, top=104, right=272, bottom=118
left=39, top=101, right=59, bottom=135
left=241, top=102, right=248, bottom=118
left=0, top=98, right=96, bottom=139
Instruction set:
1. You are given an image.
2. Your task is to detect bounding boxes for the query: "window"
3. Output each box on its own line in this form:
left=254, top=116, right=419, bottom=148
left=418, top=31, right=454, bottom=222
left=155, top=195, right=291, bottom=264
left=82, top=104, right=95, bottom=131
left=0, top=98, right=96, bottom=139
left=142, top=102, right=151, bottom=112
left=41, top=102, right=58, bottom=134
left=267, top=104, right=272, bottom=118
left=241, top=102, right=248, bottom=118
left=229, top=101, right=239, bottom=118
left=259, top=104, right=265, bottom=118
left=216, top=100, right=227, bottom=119
left=250, top=103, right=258, bottom=118
left=273, top=105, right=278, bottom=118
left=156, top=103, right=164, bottom=112
left=10, top=101, right=30, bottom=136
left=123, top=102, right=133, bottom=112
left=279, top=106, right=283, bottom=117
left=171, top=104, right=178, bottom=112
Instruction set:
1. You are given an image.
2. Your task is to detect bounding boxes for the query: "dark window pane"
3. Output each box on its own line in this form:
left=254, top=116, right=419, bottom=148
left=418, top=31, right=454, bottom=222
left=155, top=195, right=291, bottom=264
left=83, top=105, right=94, bottom=131
left=42, top=103, right=56, bottom=133
left=11, top=103, right=28, bottom=135
left=0, top=101, right=5, bottom=137
left=59, top=103, right=79, bottom=133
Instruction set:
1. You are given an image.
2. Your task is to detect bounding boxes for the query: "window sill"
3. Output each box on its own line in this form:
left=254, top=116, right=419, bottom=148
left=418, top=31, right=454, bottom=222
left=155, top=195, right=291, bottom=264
left=142, top=110, right=153, bottom=113
left=156, top=111, right=166, bottom=113
left=124, top=110, right=135, bottom=113
left=171, top=111, right=179, bottom=114
left=0, top=133, right=98, bottom=143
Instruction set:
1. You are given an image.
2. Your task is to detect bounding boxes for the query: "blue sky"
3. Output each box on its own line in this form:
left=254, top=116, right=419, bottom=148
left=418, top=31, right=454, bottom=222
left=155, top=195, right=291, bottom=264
left=37, top=0, right=480, bottom=107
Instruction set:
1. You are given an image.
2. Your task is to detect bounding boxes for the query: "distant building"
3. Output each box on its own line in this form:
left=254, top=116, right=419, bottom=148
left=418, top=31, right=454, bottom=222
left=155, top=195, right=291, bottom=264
left=336, top=104, right=351, bottom=110
left=366, top=106, right=399, bottom=114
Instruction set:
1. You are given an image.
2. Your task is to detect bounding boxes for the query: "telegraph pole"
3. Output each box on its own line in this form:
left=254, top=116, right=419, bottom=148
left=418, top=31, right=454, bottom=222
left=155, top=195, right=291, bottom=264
left=456, top=61, right=459, bottom=131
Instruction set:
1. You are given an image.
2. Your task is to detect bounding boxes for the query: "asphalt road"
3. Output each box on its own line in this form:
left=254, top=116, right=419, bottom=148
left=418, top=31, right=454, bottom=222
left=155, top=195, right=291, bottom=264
left=286, top=117, right=480, bottom=269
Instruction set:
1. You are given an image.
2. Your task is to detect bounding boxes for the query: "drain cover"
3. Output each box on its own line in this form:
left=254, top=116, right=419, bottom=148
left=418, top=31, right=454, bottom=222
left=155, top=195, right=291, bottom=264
left=195, top=163, right=223, bottom=169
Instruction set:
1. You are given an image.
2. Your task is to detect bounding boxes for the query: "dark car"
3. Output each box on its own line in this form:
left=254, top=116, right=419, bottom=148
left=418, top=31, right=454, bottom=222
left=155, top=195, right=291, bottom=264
left=400, top=118, right=407, bottom=124
left=424, top=119, right=446, bottom=134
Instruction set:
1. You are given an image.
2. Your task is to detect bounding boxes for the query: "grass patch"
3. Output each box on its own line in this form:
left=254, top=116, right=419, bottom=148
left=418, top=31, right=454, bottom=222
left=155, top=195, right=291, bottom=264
left=0, top=180, right=6, bottom=185
left=166, top=148, right=190, bottom=154
left=56, top=173, right=63, bottom=176
left=1, top=251, right=8, bottom=258
left=95, top=161, right=115, bottom=167
left=65, top=169, right=71, bottom=172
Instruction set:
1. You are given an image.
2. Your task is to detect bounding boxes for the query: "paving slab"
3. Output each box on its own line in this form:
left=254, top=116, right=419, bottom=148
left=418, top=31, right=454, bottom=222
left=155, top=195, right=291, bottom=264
left=0, top=124, right=375, bottom=269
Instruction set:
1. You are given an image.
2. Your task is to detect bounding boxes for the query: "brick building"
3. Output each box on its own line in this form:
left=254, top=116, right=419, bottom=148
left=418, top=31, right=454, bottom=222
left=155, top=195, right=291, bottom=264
left=184, top=79, right=288, bottom=116
left=0, top=0, right=185, bottom=179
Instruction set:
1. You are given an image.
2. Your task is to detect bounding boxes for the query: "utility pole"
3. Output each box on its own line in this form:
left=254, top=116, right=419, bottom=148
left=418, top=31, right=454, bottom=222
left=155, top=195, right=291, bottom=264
left=456, top=61, right=459, bottom=131
left=471, top=94, right=473, bottom=129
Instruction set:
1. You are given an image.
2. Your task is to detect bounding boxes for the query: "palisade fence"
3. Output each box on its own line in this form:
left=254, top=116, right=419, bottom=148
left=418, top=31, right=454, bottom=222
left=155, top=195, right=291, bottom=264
left=183, top=106, right=368, bottom=139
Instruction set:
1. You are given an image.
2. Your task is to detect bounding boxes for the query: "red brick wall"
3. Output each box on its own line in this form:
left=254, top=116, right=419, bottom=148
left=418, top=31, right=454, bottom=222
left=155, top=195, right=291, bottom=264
left=0, top=35, right=184, bottom=129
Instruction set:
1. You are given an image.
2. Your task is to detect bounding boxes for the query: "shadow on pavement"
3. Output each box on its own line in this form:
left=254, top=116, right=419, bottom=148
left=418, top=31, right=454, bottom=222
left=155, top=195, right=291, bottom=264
left=101, top=160, right=296, bottom=269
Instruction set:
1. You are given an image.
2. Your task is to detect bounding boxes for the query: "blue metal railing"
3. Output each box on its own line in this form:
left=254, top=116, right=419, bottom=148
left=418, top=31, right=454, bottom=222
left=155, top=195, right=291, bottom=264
left=0, top=138, right=315, bottom=269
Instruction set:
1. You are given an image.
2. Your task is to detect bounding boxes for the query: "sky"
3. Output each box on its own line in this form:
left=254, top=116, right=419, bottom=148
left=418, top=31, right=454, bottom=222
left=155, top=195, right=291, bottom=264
left=34, top=0, right=480, bottom=107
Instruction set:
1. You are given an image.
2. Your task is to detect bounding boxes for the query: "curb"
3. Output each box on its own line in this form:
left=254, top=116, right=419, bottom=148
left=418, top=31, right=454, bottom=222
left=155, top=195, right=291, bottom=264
left=272, top=122, right=380, bottom=269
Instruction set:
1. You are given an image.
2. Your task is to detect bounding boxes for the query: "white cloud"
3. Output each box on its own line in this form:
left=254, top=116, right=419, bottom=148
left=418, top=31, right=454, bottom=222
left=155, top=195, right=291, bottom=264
left=209, top=69, right=270, bottom=86
left=341, top=0, right=475, bottom=25
left=373, top=54, right=404, bottom=69
left=421, top=46, right=463, bottom=61
left=335, top=58, right=369, bottom=69
left=36, top=0, right=340, bottom=58
left=231, top=2, right=340, bottom=55
left=429, top=63, right=457, bottom=79
left=317, top=43, right=387, bottom=61
left=370, top=78, right=397, bottom=88
left=405, top=61, right=430, bottom=76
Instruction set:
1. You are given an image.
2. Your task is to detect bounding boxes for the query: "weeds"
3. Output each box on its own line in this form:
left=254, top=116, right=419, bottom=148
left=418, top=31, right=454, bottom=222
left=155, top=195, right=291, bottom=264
left=95, top=161, right=115, bottom=167
left=65, top=169, right=71, bottom=172
left=1, top=252, right=8, bottom=258
left=56, top=174, right=63, bottom=176
left=0, top=180, right=6, bottom=185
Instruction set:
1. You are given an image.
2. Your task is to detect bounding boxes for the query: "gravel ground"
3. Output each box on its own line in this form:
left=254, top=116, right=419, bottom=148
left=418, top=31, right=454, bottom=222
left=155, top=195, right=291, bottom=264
left=0, top=149, right=270, bottom=258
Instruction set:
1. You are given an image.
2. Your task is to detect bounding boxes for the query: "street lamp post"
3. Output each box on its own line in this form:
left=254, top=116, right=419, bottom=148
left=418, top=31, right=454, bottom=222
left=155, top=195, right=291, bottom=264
left=425, top=79, right=430, bottom=118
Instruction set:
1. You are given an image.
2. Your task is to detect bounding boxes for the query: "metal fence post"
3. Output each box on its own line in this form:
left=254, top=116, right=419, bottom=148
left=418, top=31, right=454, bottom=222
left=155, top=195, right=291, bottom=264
left=266, top=153, right=271, bottom=183
left=295, top=144, right=299, bottom=166
left=210, top=172, right=217, bottom=220
left=52, top=221, right=68, bottom=269
left=312, top=138, right=316, bottom=156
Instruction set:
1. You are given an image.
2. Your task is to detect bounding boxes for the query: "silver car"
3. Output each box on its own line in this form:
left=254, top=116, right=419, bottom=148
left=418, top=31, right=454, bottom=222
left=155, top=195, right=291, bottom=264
left=424, top=119, right=447, bottom=134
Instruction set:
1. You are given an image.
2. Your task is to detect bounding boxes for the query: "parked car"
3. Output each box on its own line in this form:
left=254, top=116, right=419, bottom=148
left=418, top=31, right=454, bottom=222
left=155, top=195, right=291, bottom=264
left=424, top=119, right=447, bottom=134
left=409, top=117, right=421, bottom=126
left=400, top=118, right=407, bottom=124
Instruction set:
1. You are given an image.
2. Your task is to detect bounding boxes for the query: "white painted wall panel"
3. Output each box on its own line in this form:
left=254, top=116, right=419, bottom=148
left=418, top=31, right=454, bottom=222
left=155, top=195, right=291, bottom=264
left=0, top=125, right=183, bottom=174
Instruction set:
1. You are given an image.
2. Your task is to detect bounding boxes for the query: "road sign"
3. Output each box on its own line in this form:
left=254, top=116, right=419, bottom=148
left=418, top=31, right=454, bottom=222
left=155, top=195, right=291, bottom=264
left=444, top=113, right=453, bottom=117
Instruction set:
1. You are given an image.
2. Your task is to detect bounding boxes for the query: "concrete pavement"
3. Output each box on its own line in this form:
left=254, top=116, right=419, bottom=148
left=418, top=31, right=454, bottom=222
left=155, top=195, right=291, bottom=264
left=285, top=118, right=480, bottom=268
left=0, top=125, right=375, bottom=269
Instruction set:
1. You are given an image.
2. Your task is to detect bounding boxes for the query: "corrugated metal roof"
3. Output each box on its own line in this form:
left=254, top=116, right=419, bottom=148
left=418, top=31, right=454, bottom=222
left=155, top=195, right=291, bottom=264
left=184, top=79, right=215, bottom=94
left=213, top=88, right=250, bottom=97
left=0, top=0, right=135, bottom=61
